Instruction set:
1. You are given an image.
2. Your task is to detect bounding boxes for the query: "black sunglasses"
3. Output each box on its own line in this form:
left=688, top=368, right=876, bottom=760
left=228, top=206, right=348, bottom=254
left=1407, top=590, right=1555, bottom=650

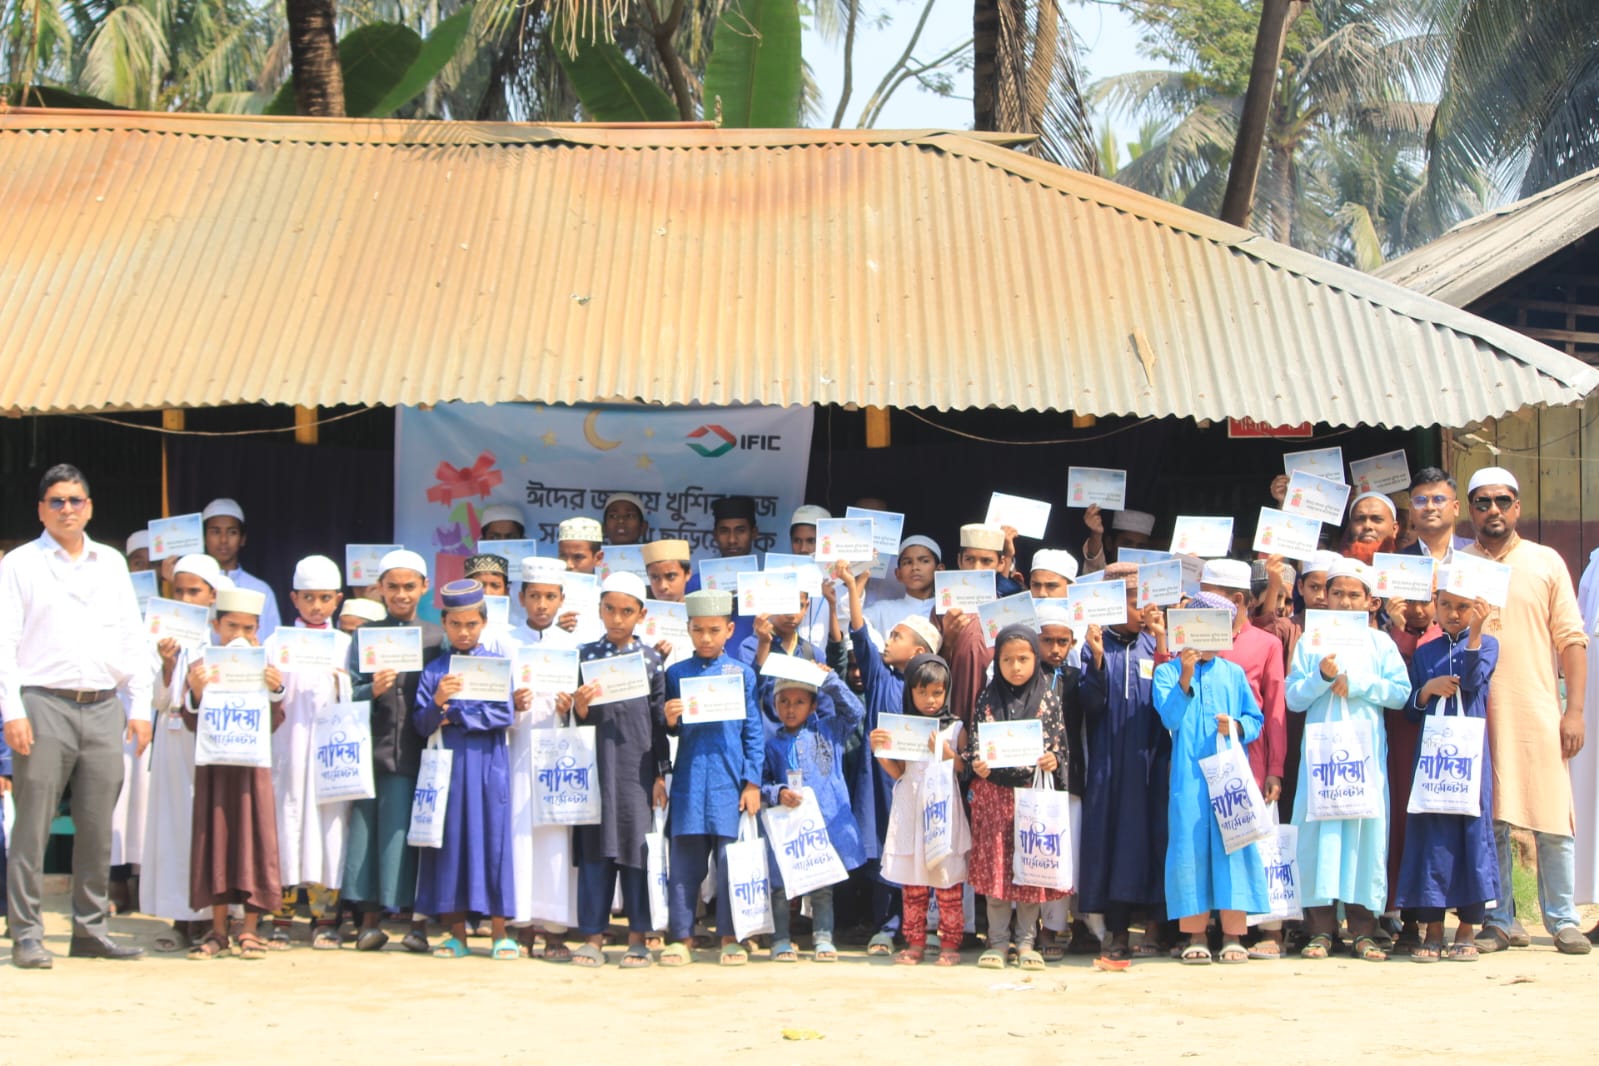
left=1470, top=494, right=1517, bottom=512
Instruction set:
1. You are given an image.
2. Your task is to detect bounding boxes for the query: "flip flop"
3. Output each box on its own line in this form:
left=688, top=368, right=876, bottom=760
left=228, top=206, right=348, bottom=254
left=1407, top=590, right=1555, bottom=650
left=571, top=943, right=606, bottom=967
left=1247, top=943, right=1282, bottom=959
left=431, top=936, right=469, bottom=959
left=1447, top=941, right=1480, bottom=962
left=659, top=942, right=693, bottom=967
left=719, top=942, right=749, bottom=966
left=620, top=945, right=654, bottom=968
left=1412, top=941, right=1443, bottom=963
left=491, top=937, right=520, bottom=961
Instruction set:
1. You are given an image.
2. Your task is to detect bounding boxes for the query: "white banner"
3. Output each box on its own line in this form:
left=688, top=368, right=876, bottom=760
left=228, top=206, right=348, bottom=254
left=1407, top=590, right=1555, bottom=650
left=395, top=403, right=813, bottom=611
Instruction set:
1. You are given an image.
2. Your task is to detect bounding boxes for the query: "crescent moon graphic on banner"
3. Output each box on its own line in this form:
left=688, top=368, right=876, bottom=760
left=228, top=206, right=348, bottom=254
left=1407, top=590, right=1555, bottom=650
left=583, top=410, right=622, bottom=451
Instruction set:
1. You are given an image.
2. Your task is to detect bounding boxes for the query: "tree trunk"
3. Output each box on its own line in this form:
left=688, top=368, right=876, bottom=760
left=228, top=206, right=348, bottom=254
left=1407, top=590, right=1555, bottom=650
left=286, top=0, right=346, bottom=117
left=1219, top=0, right=1298, bottom=226
left=972, top=0, right=998, bottom=130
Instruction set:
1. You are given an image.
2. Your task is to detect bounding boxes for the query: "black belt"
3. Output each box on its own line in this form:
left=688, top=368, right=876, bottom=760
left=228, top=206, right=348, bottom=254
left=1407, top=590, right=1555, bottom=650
left=24, top=686, right=117, bottom=704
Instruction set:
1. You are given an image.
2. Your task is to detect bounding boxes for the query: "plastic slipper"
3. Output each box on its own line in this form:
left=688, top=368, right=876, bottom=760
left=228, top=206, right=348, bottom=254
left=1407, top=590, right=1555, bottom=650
left=1246, top=943, right=1282, bottom=959
left=895, top=946, right=926, bottom=965
left=620, top=945, right=654, bottom=968
left=544, top=942, right=573, bottom=963
left=719, top=943, right=749, bottom=966
left=432, top=936, right=469, bottom=959
left=311, top=925, right=341, bottom=951
left=1180, top=944, right=1212, bottom=965
left=1092, top=951, right=1131, bottom=972
left=1217, top=942, right=1248, bottom=964
left=1040, top=943, right=1066, bottom=962
left=492, top=938, right=520, bottom=961
left=268, top=926, right=293, bottom=951
left=1447, top=941, right=1480, bottom=962
left=771, top=939, right=798, bottom=963
left=1018, top=949, right=1046, bottom=971
left=1412, top=941, right=1443, bottom=963
left=571, top=943, right=606, bottom=967
left=866, top=933, right=895, bottom=956
left=936, top=948, right=962, bottom=967
left=977, top=948, right=1007, bottom=970
left=813, top=942, right=838, bottom=963
left=658, top=942, right=693, bottom=967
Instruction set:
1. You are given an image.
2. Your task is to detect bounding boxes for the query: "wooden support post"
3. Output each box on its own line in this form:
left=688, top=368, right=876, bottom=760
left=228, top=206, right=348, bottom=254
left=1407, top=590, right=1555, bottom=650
left=865, top=406, right=891, bottom=448
left=1072, top=413, right=1096, bottom=428
left=160, top=409, right=184, bottom=518
left=295, top=405, right=319, bottom=445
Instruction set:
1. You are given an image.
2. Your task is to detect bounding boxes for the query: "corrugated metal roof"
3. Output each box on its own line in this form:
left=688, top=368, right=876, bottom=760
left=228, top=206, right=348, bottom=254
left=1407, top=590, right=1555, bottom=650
left=2, top=109, right=1595, bottom=426
left=1376, top=167, right=1599, bottom=305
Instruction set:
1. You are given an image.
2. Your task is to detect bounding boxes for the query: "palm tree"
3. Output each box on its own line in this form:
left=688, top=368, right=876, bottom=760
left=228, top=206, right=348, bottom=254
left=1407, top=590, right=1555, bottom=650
left=973, top=0, right=1098, bottom=171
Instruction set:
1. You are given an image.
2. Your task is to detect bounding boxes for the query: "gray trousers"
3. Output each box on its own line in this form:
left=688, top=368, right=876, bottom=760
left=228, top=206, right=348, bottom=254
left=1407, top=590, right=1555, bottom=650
left=7, top=690, right=125, bottom=942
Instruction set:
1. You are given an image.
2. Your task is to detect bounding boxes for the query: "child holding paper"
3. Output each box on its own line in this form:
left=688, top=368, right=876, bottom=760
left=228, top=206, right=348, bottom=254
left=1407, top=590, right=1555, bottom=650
left=182, top=587, right=286, bottom=960
left=964, top=625, right=1068, bottom=970
left=412, top=579, right=518, bottom=960
left=572, top=572, right=668, bottom=967
left=643, top=539, right=693, bottom=608
left=1035, top=602, right=1087, bottom=958
left=872, top=654, right=969, bottom=966
left=268, top=555, right=351, bottom=950
left=1382, top=589, right=1439, bottom=956
left=658, top=589, right=762, bottom=967
left=761, top=671, right=868, bottom=962
left=1153, top=592, right=1268, bottom=964
left=1394, top=583, right=1498, bottom=962
left=741, top=591, right=820, bottom=669
left=556, top=517, right=606, bottom=643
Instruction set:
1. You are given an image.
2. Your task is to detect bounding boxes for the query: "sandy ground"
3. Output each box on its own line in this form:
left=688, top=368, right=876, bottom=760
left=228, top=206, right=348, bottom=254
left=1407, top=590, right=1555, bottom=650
left=8, top=880, right=1599, bottom=1065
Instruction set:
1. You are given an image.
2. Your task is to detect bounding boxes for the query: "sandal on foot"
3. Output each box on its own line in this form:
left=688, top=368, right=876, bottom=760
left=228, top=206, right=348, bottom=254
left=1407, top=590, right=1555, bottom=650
left=1093, top=948, right=1131, bottom=972
left=543, top=941, right=573, bottom=963
left=621, top=945, right=654, bottom=968
left=1180, top=944, right=1213, bottom=965
left=267, top=926, right=293, bottom=951
left=236, top=933, right=268, bottom=961
left=719, top=943, right=749, bottom=966
left=866, top=932, right=895, bottom=956
left=1412, top=941, right=1443, bottom=963
left=1447, top=941, right=1480, bottom=962
left=186, top=932, right=229, bottom=960
left=813, top=942, right=837, bottom=963
left=492, top=938, right=520, bottom=961
left=895, top=946, right=926, bottom=965
left=311, top=925, right=341, bottom=950
left=1133, top=941, right=1162, bottom=957
left=1390, top=929, right=1422, bottom=957
left=770, top=939, right=798, bottom=963
left=571, top=944, right=606, bottom=967
left=977, top=948, right=1007, bottom=970
left=432, top=937, right=469, bottom=959
left=1218, top=942, right=1248, bottom=964
left=1018, top=949, right=1046, bottom=971
left=1352, top=935, right=1388, bottom=962
left=936, top=947, right=962, bottom=967
left=1301, top=934, right=1333, bottom=960
left=401, top=931, right=431, bottom=954
left=658, top=942, right=693, bottom=967
left=1040, top=943, right=1066, bottom=962
left=1247, top=941, right=1282, bottom=959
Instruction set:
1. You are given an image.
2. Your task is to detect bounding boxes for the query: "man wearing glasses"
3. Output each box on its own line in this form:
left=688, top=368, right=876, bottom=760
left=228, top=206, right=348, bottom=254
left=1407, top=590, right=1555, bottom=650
left=1461, top=466, right=1590, bottom=955
left=0, top=464, right=152, bottom=969
left=1399, top=467, right=1474, bottom=562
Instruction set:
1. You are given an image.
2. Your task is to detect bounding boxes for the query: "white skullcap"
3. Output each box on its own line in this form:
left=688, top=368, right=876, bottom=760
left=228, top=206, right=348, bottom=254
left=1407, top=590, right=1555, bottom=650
left=215, top=587, right=266, bottom=616
left=1035, top=600, right=1073, bottom=628
left=520, top=557, right=567, bottom=584
left=378, top=548, right=428, bottom=578
left=126, top=530, right=150, bottom=554
left=1030, top=549, right=1079, bottom=582
left=341, top=597, right=386, bottom=622
left=1466, top=467, right=1519, bottom=496
left=480, top=502, right=525, bottom=528
left=558, top=516, right=603, bottom=543
left=899, top=535, right=942, bottom=562
left=1326, top=556, right=1376, bottom=593
left=789, top=505, right=832, bottom=528
left=960, top=523, right=1005, bottom=552
left=1302, top=550, right=1342, bottom=576
left=600, top=571, right=647, bottom=604
left=604, top=493, right=648, bottom=518
left=1200, top=558, right=1252, bottom=591
left=174, top=553, right=224, bottom=587
left=292, top=555, right=342, bottom=590
left=1112, top=510, right=1156, bottom=535
left=201, top=498, right=245, bottom=524
left=895, top=616, right=942, bottom=655
left=1348, top=491, right=1397, bottom=520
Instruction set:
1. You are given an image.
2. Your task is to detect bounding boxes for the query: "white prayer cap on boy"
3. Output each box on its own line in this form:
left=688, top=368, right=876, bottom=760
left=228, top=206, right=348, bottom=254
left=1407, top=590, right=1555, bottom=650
left=520, top=557, right=567, bottom=585
left=899, top=535, right=942, bottom=562
left=685, top=589, right=734, bottom=618
left=1112, top=509, right=1156, bottom=535
left=604, top=493, right=648, bottom=519
left=480, top=502, right=526, bottom=528
left=215, top=587, right=266, bottom=616
left=1200, top=558, right=1252, bottom=591
left=292, top=554, right=342, bottom=591
left=1302, top=550, right=1342, bottom=576
left=773, top=677, right=820, bottom=697
left=1466, top=466, right=1519, bottom=496
left=959, top=524, right=1005, bottom=552
left=600, top=571, right=647, bottom=604
left=1031, top=549, right=1079, bottom=582
left=789, top=505, right=831, bottom=528
left=558, top=516, right=604, bottom=543
left=341, top=597, right=386, bottom=622
left=1035, top=601, right=1073, bottom=629
left=202, top=498, right=245, bottom=524
left=1326, top=556, right=1375, bottom=593
left=895, top=615, right=943, bottom=655
left=378, top=548, right=428, bottom=578
left=641, top=539, right=692, bottom=565
left=126, top=530, right=150, bottom=554
left=174, top=553, right=225, bottom=586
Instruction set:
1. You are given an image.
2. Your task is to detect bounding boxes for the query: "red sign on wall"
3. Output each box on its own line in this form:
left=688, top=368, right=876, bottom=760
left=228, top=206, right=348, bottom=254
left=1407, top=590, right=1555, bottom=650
left=1227, top=418, right=1314, bottom=439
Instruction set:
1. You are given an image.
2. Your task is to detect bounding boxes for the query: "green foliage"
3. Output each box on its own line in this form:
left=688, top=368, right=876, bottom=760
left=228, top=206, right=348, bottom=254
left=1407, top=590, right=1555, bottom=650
left=266, top=6, right=473, bottom=117
left=556, top=31, right=678, bottom=121
left=703, top=0, right=803, bottom=127
left=1120, top=0, right=1323, bottom=97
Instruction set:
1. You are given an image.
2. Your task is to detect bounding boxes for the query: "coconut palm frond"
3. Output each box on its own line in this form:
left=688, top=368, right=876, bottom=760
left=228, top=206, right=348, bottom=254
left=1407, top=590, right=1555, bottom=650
left=1520, top=48, right=1599, bottom=194
left=81, top=2, right=170, bottom=107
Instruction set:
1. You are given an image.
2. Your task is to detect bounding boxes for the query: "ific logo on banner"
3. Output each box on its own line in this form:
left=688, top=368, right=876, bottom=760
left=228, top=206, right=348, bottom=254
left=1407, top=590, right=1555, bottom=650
left=686, top=425, right=782, bottom=458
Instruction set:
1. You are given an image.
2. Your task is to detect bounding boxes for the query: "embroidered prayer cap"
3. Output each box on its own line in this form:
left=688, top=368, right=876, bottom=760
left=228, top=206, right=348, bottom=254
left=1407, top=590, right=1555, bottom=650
left=959, top=523, right=1005, bottom=551
left=480, top=502, right=526, bottom=528
left=126, top=530, right=150, bottom=554
left=558, top=516, right=603, bottom=543
left=201, top=497, right=245, bottom=524
left=378, top=548, right=428, bottom=579
left=1112, top=509, right=1156, bottom=535
left=1030, top=548, right=1079, bottom=582
left=1102, top=561, right=1139, bottom=581
left=1348, top=490, right=1397, bottom=520
left=1253, top=558, right=1295, bottom=587
left=789, top=504, right=831, bottom=528
left=464, top=553, right=509, bottom=579
left=1035, top=600, right=1073, bottom=628
left=641, top=539, right=692, bottom=565
left=341, top=597, right=387, bottom=622
left=292, top=554, right=342, bottom=591
left=711, top=495, right=758, bottom=524
left=215, top=586, right=266, bottom=616
left=600, top=571, right=648, bottom=605
left=520, top=557, right=567, bottom=585
left=773, top=677, right=819, bottom=697
left=1466, top=466, right=1519, bottom=497
left=604, top=492, right=649, bottom=519
left=1303, top=549, right=1342, bottom=575
left=899, top=534, right=942, bottom=562
left=1326, top=556, right=1376, bottom=593
left=173, top=553, right=225, bottom=588
left=440, top=578, right=485, bottom=611
left=1200, top=558, right=1251, bottom=591
left=684, top=589, right=734, bottom=618
left=1184, top=590, right=1237, bottom=619
left=895, top=615, right=942, bottom=655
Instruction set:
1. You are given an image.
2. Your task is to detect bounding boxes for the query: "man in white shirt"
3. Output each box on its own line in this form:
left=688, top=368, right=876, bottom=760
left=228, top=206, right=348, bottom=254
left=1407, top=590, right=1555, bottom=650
left=1, top=464, right=153, bottom=968
left=201, top=497, right=281, bottom=638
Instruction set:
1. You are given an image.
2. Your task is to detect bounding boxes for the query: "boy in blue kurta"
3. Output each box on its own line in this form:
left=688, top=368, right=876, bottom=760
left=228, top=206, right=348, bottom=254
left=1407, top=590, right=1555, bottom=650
left=1153, top=592, right=1269, bottom=964
left=762, top=672, right=868, bottom=961
left=1285, top=558, right=1411, bottom=961
left=412, top=579, right=517, bottom=961
left=659, top=589, right=763, bottom=967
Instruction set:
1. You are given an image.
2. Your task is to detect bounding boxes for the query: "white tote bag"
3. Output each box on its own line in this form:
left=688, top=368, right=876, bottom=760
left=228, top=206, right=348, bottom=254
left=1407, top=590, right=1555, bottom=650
left=762, top=786, right=850, bottom=898
left=312, top=700, right=376, bottom=803
left=1303, top=697, right=1381, bottom=821
left=1012, top=769, right=1074, bottom=892
left=922, top=756, right=958, bottom=869
left=1198, top=723, right=1274, bottom=853
left=645, top=806, right=671, bottom=932
left=1407, top=696, right=1486, bottom=818
left=725, top=813, right=775, bottom=941
left=194, top=690, right=273, bottom=769
left=407, top=730, right=454, bottom=848
left=1247, top=803, right=1303, bottom=925
left=531, top=719, right=602, bottom=827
